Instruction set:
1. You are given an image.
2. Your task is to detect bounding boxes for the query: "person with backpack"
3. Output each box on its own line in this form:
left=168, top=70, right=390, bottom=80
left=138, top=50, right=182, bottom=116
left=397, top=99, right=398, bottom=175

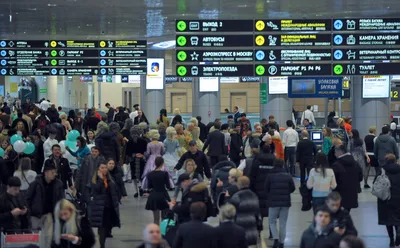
left=377, top=153, right=400, bottom=247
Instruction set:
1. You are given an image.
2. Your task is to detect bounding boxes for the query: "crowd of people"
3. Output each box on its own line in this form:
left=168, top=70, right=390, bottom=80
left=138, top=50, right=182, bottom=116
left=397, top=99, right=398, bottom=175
left=0, top=100, right=398, bottom=248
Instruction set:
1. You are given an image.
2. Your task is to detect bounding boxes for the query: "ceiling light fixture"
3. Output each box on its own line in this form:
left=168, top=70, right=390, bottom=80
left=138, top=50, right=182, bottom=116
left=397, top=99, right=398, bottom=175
left=47, top=4, right=57, bottom=7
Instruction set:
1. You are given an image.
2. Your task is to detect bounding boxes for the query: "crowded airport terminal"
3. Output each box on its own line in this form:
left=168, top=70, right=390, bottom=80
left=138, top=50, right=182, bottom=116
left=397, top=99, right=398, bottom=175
left=1, top=1, right=400, bottom=248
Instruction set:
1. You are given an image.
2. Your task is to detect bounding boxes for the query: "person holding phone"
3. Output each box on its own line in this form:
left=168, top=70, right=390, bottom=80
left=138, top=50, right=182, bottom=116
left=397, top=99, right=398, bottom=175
left=52, top=199, right=95, bottom=248
left=0, top=177, right=30, bottom=233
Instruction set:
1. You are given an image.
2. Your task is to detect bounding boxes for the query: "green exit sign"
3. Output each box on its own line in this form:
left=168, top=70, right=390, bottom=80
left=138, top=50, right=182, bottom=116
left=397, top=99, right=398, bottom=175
left=39, top=88, right=47, bottom=93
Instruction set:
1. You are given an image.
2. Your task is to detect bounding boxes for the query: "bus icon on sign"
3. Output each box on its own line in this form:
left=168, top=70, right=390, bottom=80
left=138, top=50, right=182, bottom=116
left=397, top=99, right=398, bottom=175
left=190, top=37, right=199, bottom=46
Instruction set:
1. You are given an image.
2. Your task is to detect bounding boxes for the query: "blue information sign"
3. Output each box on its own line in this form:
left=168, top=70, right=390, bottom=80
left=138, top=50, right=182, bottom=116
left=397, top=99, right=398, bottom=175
left=288, top=77, right=342, bottom=98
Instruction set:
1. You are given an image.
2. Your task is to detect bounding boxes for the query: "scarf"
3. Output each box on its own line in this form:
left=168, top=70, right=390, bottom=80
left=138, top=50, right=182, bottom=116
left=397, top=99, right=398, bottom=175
left=103, top=177, right=108, bottom=189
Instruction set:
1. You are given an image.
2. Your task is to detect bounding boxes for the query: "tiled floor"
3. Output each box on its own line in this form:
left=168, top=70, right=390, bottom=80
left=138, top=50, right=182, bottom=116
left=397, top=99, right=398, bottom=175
left=107, top=178, right=389, bottom=248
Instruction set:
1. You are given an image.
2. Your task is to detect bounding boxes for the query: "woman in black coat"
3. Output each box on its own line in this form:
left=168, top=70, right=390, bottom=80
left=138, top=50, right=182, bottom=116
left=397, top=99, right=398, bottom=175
left=378, top=154, right=400, bottom=247
left=229, top=176, right=262, bottom=246
left=89, top=163, right=120, bottom=248
left=107, top=158, right=127, bottom=201
left=52, top=199, right=95, bottom=248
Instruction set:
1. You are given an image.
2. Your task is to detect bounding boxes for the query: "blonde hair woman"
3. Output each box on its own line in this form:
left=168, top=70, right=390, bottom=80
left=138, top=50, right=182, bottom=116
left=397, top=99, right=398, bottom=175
left=53, top=199, right=95, bottom=247
left=172, top=158, right=203, bottom=202
left=175, top=124, right=192, bottom=154
left=163, top=127, right=181, bottom=180
left=188, top=121, right=204, bottom=151
left=60, top=113, right=72, bottom=136
left=142, top=130, right=174, bottom=191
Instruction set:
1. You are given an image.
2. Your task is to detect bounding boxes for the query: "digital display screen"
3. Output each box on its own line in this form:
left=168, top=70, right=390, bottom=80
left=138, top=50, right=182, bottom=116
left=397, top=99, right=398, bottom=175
left=256, top=19, right=332, bottom=32
left=199, top=77, right=219, bottom=92
left=146, top=58, right=164, bottom=89
left=362, top=75, right=390, bottom=98
left=268, top=76, right=288, bottom=94
left=291, top=79, right=316, bottom=94
left=0, top=39, right=148, bottom=76
left=176, top=20, right=254, bottom=32
left=312, top=132, right=322, bottom=140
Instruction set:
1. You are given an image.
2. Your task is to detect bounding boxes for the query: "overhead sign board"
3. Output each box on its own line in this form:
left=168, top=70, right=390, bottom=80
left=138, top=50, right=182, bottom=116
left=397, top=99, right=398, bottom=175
left=0, top=39, right=147, bottom=76
left=176, top=20, right=254, bottom=32
left=333, top=19, right=400, bottom=31
left=255, top=19, right=332, bottom=32
left=176, top=50, right=253, bottom=62
left=288, top=77, right=343, bottom=98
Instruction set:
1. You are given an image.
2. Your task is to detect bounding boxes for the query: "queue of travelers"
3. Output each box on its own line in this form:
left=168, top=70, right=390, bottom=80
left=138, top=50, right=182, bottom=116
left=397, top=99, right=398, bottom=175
left=0, top=100, right=397, bottom=248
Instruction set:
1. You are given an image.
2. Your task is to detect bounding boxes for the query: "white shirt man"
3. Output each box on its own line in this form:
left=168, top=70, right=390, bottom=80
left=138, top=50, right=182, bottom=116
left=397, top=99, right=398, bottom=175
left=301, top=106, right=316, bottom=126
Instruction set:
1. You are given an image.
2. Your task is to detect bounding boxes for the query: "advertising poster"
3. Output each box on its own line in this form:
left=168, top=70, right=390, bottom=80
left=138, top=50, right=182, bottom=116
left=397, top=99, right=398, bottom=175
left=146, top=58, right=164, bottom=89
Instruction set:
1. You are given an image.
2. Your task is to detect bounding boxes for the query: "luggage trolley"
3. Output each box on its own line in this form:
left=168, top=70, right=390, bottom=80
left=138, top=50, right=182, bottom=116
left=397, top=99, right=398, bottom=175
left=1, top=231, right=40, bottom=248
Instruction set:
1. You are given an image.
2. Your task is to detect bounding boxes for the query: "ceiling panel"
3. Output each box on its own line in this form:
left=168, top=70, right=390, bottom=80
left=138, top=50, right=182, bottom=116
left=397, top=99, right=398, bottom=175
left=0, top=0, right=399, bottom=41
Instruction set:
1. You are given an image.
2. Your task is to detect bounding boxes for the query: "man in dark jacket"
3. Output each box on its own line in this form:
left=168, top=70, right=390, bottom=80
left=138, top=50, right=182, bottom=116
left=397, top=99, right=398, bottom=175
left=46, top=104, right=59, bottom=123
left=27, top=162, right=64, bottom=234
left=0, top=177, right=30, bottom=232
left=325, top=192, right=358, bottom=237
left=229, top=176, right=261, bottom=246
left=175, top=141, right=211, bottom=179
left=229, top=124, right=243, bottom=166
left=2, top=102, right=11, bottom=115
left=296, top=130, right=317, bottom=184
left=173, top=202, right=216, bottom=248
left=171, top=174, right=211, bottom=223
left=44, top=144, right=73, bottom=190
left=76, top=146, right=105, bottom=202
left=233, top=106, right=241, bottom=124
left=374, top=125, right=399, bottom=167
left=331, top=145, right=363, bottom=212
left=250, top=144, right=275, bottom=218
left=196, top=116, right=208, bottom=142
left=210, top=155, right=236, bottom=204
left=300, top=206, right=344, bottom=248
left=214, top=203, right=248, bottom=248
left=203, top=122, right=226, bottom=167
left=134, top=109, right=149, bottom=125
left=95, top=129, right=120, bottom=164
left=105, top=103, right=114, bottom=123
left=265, top=159, right=295, bottom=248
left=21, top=98, right=33, bottom=115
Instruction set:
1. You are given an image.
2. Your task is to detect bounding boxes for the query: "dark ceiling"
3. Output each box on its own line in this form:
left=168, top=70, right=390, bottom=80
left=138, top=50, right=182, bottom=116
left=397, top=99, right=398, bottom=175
left=0, top=0, right=399, bottom=42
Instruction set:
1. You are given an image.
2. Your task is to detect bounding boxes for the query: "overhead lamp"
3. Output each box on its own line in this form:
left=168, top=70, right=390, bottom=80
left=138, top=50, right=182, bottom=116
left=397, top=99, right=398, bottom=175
left=47, top=4, right=57, bottom=7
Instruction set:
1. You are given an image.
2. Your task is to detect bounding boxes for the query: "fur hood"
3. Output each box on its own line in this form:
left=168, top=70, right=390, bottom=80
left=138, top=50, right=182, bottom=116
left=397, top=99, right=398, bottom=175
left=189, top=181, right=208, bottom=193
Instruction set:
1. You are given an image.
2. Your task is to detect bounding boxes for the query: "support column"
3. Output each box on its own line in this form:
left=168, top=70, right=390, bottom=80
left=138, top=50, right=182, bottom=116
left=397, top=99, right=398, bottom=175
left=140, top=74, right=165, bottom=125
left=192, top=77, right=221, bottom=123
left=260, top=77, right=292, bottom=128
left=351, top=75, right=390, bottom=137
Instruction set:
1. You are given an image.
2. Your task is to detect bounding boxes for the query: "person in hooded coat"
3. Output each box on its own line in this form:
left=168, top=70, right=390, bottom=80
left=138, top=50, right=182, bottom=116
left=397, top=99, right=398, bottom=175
left=378, top=154, right=400, bottom=247
left=95, top=123, right=120, bottom=164
left=250, top=144, right=275, bottom=218
left=229, top=176, right=262, bottom=247
left=331, top=145, right=362, bottom=212
left=210, top=155, right=236, bottom=204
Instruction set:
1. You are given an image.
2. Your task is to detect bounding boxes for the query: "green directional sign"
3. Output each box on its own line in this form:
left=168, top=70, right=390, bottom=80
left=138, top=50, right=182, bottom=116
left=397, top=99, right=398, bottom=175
left=51, top=59, right=57, bottom=66
left=51, top=50, right=57, bottom=57
left=334, top=65, right=343, bottom=75
left=255, top=65, right=265, bottom=76
left=177, top=51, right=187, bottom=61
left=176, top=36, right=187, bottom=47
left=176, top=21, right=187, bottom=31
left=177, top=66, right=187, bottom=76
